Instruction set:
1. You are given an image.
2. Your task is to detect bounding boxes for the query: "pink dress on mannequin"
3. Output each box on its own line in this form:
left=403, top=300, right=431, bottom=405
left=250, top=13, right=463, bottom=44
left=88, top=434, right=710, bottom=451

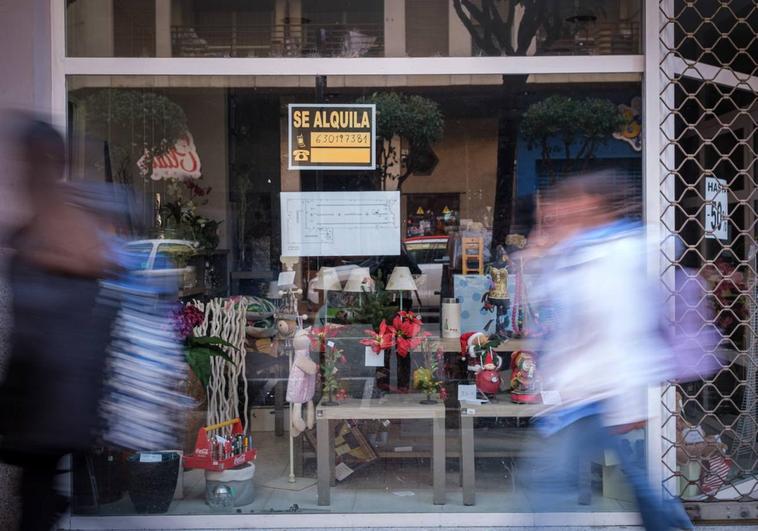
left=286, top=348, right=316, bottom=404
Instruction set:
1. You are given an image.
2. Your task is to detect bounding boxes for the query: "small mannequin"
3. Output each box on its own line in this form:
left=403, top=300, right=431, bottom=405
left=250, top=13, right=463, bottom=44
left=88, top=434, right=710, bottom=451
left=286, top=328, right=318, bottom=436
left=487, top=245, right=511, bottom=338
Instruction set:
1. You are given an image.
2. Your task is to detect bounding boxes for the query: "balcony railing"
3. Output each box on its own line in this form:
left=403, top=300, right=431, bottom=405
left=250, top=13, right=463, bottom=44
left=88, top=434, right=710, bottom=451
left=171, top=23, right=385, bottom=58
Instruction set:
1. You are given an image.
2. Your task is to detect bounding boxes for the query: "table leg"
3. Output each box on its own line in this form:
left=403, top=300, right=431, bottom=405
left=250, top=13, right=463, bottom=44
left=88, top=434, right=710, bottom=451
left=329, top=424, right=336, bottom=487
left=461, top=413, right=475, bottom=506
left=294, top=432, right=304, bottom=477
left=274, top=381, right=285, bottom=437
left=432, top=416, right=446, bottom=505
left=317, top=417, right=331, bottom=506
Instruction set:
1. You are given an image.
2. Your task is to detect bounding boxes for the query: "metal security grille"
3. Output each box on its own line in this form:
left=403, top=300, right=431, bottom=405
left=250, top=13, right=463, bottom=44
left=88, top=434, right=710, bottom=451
left=659, top=0, right=758, bottom=521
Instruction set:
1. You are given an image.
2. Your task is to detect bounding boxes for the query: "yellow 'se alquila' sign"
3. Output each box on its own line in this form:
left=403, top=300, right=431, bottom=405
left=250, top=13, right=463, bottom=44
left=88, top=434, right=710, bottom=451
left=288, top=103, right=376, bottom=170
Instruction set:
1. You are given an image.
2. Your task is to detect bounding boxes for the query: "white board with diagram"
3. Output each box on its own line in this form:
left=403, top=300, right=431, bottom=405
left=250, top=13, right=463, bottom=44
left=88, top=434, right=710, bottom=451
left=280, top=191, right=400, bottom=257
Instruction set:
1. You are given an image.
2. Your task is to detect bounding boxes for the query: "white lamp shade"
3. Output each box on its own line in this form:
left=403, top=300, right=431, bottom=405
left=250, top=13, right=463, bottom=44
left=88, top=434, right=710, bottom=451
left=344, top=267, right=374, bottom=293
left=313, top=266, right=342, bottom=291
left=386, top=266, right=418, bottom=291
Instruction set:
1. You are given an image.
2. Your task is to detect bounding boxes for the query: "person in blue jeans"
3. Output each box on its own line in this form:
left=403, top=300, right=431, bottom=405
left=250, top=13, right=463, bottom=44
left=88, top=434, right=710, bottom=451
left=518, top=171, right=715, bottom=530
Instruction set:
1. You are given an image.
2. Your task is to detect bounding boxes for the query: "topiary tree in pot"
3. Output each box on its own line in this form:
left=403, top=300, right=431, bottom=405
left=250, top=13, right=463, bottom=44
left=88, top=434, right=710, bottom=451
left=356, top=92, right=444, bottom=191
left=520, top=95, right=625, bottom=182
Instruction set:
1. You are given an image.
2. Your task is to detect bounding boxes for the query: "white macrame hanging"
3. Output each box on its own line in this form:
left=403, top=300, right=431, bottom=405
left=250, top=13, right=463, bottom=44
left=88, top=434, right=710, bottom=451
left=192, top=297, right=250, bottom=434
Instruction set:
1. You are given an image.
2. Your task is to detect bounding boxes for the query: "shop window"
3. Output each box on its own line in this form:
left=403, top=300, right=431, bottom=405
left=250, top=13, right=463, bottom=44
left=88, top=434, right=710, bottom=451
left=67, top=75, right=644, bottom=518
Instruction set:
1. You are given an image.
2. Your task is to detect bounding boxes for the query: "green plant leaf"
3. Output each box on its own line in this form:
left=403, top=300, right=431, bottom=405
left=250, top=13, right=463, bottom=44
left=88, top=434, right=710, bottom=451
left=185, top=342, right=238, bottom=387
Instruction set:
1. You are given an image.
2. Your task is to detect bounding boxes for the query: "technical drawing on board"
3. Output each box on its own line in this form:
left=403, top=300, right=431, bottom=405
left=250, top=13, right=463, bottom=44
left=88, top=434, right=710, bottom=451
left=280, top=191, right=400, bottom=256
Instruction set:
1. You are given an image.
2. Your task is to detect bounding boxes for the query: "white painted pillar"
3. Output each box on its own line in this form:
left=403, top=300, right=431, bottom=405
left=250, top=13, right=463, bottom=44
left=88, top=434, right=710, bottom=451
left=384, top=0, right=406, bottom=57
left=448, top=0, right=471, bottom=57
left=155, top=0, right=172, bottom=57
left=643, top=0, right=676, bottom=499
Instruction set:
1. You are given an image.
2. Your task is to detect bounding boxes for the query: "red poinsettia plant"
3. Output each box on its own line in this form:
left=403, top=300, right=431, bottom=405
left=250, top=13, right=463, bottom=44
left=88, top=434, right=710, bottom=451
left=360, top=311, right=428, bottom=358
left=360, top=319, right=395, bottom=353
left=393, top=311, right=428, bottom=357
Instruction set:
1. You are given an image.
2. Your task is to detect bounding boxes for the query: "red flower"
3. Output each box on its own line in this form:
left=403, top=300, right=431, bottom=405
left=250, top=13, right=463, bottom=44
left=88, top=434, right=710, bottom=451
left=395, top=334, right=422, bottom=358
left=360, top=320, right=395, bottom=353
left=335, top=388, right=349, bottom=401
left=309, top=325, right=340, bottom=351
left=438, top=387, right=448, bottom=401
left=173, top=304, right=205, bottom=338
left=391, top=311, right=425, bottom=357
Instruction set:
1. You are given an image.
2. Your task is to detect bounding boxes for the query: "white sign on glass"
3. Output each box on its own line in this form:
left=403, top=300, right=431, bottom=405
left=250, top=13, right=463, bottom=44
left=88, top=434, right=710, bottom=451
left=280, top=191, right=400, bottom=257
left=364, top=346, right=384, bottom=367
left=705, top=176, right=729, bottom=241
left=457, top=384, right=478, bottom=403
left=277, top=270, right=296, bottom=288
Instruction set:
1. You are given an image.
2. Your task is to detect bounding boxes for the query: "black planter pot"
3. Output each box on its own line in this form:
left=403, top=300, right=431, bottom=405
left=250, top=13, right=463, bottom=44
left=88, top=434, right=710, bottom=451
left=127, top=452, right=180, bottom=514
left=72, top=450, right=128, bottom=512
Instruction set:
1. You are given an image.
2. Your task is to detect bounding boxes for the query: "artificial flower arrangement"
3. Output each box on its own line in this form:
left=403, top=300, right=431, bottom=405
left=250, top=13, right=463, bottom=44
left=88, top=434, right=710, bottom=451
left=360, top=311, right=444, bottom=402
left=412, top=339, right=448, bottom=404
left=173, top=303, right=237, bottom=391
left=319, top=339, right=347, bottom=406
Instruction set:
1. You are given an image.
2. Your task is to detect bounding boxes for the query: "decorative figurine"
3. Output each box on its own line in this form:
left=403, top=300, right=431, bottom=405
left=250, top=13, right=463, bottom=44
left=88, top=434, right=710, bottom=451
left=286, top=328, right=317, bottom=436
left=485, top=244, right=511, bottom=338
left=475, top=349, right=502, bottom=397
left=460, top=331, right=503, bottom=396
left=509, top=350, right=540, bottom=403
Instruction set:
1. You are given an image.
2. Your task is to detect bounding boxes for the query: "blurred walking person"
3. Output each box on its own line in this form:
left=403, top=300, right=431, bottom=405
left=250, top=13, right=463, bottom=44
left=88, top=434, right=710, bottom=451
left=0, top=116, right=115, bottom=530
left=520, top=171, right=716, bottom=530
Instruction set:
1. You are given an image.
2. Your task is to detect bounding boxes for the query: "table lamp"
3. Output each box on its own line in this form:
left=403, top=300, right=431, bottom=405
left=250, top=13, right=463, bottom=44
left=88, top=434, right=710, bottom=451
left=386, top=266, right=417, bottom=312
left=313, top=266, right=342, bottom=325
left=343, top=267, right=374, bottom=307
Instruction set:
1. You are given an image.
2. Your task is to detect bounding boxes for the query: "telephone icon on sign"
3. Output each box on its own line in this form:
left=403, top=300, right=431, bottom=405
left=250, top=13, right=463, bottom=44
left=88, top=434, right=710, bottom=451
left=293, top=149, right=310, bottom=162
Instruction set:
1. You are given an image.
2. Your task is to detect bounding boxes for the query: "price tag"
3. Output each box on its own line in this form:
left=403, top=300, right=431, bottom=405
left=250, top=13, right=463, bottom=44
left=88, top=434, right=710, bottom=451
left=139, top=453, right=162, bottom=463
left=334, top=462, right=354, bottom=481
left=541, top=390, right=562, bottom=405
left=327, top=341, right=335, bottom=349
left=364, top=346, right=384, bottom=367
left=458, top=384, right=477, bottom=403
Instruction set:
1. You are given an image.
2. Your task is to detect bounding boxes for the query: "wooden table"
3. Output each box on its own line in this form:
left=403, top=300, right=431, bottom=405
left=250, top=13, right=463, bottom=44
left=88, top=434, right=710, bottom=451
left=412, top=336, right=533, bottom=353
left=459, top=396, right=545, bottom=506
left=316, top=394, right=446, bottom=506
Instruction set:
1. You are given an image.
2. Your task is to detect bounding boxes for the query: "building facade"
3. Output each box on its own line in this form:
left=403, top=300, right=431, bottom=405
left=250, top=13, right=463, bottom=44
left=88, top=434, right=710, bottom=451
left=0, top=1, right=756, bottom=528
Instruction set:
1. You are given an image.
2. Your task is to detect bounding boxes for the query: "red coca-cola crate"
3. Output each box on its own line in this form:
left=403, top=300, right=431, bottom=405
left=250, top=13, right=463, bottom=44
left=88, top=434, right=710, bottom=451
left=183, top=417, right=256, bottom=472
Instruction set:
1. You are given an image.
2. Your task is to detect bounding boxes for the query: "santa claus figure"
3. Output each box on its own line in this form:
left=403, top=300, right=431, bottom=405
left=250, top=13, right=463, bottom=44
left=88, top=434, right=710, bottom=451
left=460, top=331, right=503, bottom=396
left=509, top=350, right=540, bottom=403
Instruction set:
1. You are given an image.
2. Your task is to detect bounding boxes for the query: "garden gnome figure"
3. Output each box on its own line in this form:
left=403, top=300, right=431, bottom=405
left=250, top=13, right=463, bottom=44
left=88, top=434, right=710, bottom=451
left=475, top=349, right=503, bottom=396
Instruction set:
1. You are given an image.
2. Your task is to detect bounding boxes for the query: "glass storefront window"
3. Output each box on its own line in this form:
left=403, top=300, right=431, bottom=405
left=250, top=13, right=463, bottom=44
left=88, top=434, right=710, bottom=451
left=66, top=73, right=644, bottom=516
left=64, top=0, right=642, bottom=58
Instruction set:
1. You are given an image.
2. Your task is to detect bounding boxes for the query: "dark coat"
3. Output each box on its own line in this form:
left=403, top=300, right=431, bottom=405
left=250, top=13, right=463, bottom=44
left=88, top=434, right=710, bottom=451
left=0, top=258, right=114, bottom=457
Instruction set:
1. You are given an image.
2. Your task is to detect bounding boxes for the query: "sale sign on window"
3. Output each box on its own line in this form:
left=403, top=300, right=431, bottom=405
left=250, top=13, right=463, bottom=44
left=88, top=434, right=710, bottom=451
left=705, top=176, right=729, bottom=241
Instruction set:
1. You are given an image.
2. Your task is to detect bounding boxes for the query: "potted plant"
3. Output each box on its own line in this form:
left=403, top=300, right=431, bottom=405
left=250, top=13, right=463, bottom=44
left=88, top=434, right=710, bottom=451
left=319, top=340, right=347, bottom=407
left=413, top=341, right=447, bottom=405
left=173, top=303, right=238, bottom=452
